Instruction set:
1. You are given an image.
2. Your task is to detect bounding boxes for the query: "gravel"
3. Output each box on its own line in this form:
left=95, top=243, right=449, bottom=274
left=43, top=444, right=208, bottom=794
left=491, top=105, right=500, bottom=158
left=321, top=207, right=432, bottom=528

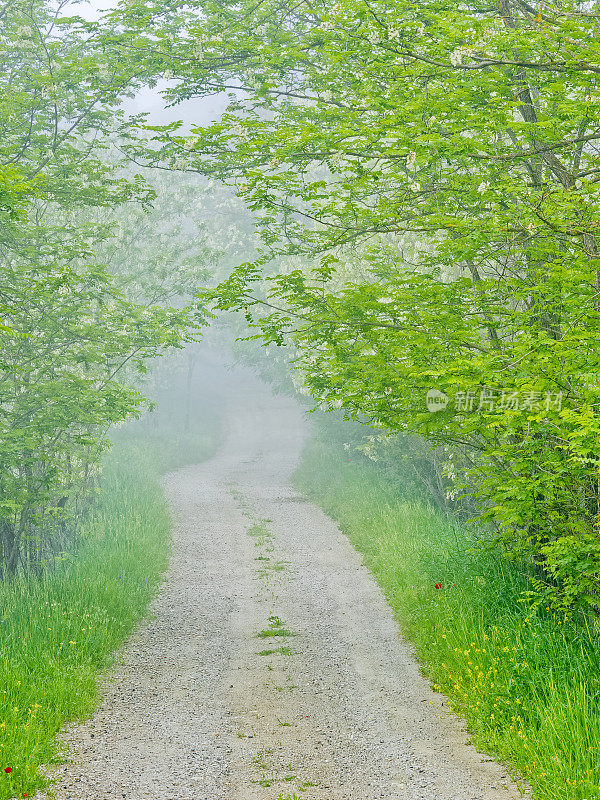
left=36, top=357, right=530, bottom=800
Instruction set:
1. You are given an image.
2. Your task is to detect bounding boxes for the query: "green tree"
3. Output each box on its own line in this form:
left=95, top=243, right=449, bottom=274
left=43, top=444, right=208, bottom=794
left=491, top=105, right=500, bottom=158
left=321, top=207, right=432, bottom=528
left=125, top=0, right=600, bottom=612
left=0, top=0, right=206, bottom=572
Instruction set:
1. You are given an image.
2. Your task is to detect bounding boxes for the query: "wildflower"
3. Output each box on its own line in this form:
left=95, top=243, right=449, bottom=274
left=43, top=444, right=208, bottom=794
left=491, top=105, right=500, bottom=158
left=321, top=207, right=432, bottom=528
left=435, top=582, right=442, bottom=589
left=477, top=181, right=490, bottom=194
left=4, top=767, right=12, bottom=773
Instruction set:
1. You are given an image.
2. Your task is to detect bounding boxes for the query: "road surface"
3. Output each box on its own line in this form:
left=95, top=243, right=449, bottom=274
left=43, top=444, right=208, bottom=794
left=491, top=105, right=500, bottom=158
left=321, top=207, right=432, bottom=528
left=41, top=359, right=528, bottom=800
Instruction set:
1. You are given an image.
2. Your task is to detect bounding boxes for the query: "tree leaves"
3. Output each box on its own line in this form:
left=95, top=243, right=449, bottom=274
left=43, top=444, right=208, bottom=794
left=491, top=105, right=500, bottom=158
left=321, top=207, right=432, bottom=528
left=141, top=0, right=600, bottom=611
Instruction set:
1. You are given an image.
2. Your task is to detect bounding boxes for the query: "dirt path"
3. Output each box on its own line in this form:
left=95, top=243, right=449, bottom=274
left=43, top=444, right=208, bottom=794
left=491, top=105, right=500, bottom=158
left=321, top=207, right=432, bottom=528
left=43, top=360, right=529, bottom=800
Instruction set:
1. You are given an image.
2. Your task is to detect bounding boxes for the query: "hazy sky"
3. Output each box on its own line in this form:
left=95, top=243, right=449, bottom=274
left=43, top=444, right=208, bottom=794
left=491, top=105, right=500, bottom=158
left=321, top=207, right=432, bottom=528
left=77, top=0, right=230, bottom=131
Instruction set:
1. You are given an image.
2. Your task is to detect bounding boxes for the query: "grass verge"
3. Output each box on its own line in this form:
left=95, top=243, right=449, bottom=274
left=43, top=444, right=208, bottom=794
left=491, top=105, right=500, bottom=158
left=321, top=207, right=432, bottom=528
left=294, top=421, right=600, bottom=800
left=0, top=410, right=220, bottom=800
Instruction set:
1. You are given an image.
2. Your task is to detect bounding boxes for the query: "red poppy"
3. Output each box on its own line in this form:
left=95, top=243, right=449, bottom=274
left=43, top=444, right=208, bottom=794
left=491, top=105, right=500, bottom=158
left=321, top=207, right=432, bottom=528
left=4, top=767, right=12, bottom=773
left=435, top=583, right=442, bottom=589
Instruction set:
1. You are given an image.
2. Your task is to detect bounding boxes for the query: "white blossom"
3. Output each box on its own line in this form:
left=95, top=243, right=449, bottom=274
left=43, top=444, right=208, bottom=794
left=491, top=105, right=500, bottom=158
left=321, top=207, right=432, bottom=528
left=231, top=124, right=248, bottom=141
left=410, top=181, right=421, bottom=191
left=450, top=46, right=472, bottom=66
left=406, top=149, right=417, bottom=171
left=477, top=180, right=490, bottom=194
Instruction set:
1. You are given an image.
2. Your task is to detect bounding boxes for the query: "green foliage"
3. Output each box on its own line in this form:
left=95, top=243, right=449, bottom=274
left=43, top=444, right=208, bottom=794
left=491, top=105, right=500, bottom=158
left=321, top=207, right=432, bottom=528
left=117, top=0, right=600, bottom=612
left=0, top=0, right=220, bottom=574
left=295, top=422, right=600, bottom=799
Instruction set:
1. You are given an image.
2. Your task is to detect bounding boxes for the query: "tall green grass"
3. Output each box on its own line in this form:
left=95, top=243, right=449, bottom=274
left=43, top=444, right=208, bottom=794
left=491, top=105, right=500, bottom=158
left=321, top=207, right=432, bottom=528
left=0, top=412, right=220, bottom=800
left=294, top=424, right=600, bottom=800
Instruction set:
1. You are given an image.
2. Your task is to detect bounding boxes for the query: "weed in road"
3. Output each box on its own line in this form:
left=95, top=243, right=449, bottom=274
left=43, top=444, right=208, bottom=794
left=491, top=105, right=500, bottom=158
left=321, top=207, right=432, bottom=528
left=247, top=519, right=273, bottom=549
left=251, top=749, right=273, bottom=769
left=297, top=779, right=318, bottom=789
left=255, top=773, right=277, bottom=787
left=256, top=558, right=291, bottom=579
left=257, top=645, right=295, bottom=656
left=256, top=615, right=296, bottom=639
left=228, top=486, right=247, bottom=509
left=276, top=716, right=293, bottom=727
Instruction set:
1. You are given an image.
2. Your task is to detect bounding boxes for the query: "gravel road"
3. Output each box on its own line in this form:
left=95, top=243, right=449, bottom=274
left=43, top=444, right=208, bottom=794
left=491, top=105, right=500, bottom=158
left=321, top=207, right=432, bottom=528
left=40, top=359, right=529, bottom=800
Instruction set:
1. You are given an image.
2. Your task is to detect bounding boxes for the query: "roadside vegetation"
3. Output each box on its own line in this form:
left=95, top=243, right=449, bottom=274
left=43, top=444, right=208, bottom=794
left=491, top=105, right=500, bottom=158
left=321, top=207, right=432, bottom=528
left=295, top=418, right=600, bottom=800
left=0, top=401, right=220, bottom=800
